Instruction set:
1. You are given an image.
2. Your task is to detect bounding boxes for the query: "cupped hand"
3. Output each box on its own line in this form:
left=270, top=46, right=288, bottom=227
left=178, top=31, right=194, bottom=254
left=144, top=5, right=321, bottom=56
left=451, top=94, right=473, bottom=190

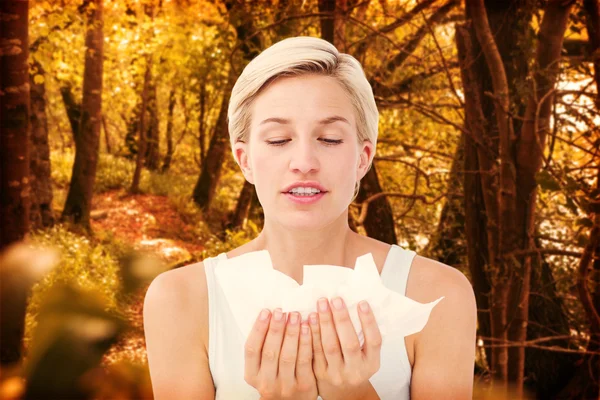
left=244, top=308, right=319, bottom=400
left=308, top=297, right=382, bottom=400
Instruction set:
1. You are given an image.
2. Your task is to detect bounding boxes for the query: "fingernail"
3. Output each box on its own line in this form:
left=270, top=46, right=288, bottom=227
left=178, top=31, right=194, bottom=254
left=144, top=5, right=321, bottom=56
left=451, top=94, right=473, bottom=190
left=318, top=298, right=329, bottom=312
left=274, top=308, right=283, bottom=321
left=359, top=301, right=370, bottom=313
left=332, top=297, right=344, bottom=310
left=289, top=312, right=299, bottom=325
left=301, top=323, right=309, bottom=335
left=259, top=309, right=270, bottom=321
left=309, top=313, right=318, bottom=325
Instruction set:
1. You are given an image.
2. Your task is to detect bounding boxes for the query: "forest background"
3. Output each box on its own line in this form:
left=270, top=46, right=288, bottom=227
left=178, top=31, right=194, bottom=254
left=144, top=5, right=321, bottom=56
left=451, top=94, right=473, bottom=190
left=0, top=0, right=599, bottom=399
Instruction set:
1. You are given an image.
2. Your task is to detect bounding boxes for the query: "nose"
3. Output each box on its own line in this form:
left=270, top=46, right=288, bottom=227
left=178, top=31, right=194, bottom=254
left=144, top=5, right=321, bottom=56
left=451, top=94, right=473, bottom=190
left=289, top=138, right=320, bottom=174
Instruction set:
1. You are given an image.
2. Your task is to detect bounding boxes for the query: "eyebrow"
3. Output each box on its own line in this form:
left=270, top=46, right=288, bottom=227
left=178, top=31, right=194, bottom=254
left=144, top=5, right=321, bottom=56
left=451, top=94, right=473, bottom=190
left=258, top=116, right=351, bottom=126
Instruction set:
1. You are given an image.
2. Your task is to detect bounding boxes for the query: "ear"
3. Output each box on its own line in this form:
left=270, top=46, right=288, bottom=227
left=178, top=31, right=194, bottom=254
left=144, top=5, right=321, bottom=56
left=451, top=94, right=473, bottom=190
left=233, top=141, right=254, bottom=184
left=357, top=140, right=375, bottom=181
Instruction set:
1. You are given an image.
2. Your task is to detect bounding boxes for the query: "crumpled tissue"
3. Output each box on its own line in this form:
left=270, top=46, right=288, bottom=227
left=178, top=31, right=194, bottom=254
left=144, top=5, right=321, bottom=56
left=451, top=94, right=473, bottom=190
left=213, top=250, right=444, bottom=347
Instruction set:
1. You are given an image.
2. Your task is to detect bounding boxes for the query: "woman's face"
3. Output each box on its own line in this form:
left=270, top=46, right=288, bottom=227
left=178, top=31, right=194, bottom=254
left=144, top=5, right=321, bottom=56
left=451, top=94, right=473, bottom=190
left=234, top=74, right=374, bottom=230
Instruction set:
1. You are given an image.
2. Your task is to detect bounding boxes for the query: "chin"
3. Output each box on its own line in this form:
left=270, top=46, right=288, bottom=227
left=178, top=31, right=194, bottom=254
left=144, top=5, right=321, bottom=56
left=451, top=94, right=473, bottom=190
left=280, top=209, right=346, bottom=231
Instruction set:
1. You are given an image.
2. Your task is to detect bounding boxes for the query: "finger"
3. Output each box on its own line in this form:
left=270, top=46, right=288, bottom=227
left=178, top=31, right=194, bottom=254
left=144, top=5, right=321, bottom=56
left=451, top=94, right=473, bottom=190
left=279, top=312, right=301, bottom=392
left=330, top=297, right=363, bottom=366
left=244, top=308, right=271, bottom=384
left=296, top=320, right=314, bottom=387
left=317, top=298, right=343, bottom=371
left=358, top=301, right=383, bottom=367
left=309, top=312, right=327, bottom=375
left=260, top=308, right=287, bottom=381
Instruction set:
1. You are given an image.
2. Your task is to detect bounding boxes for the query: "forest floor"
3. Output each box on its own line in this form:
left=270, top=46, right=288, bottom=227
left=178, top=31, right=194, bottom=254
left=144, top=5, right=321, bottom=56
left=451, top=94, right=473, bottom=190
left=90, top=189, right=205, bottom=367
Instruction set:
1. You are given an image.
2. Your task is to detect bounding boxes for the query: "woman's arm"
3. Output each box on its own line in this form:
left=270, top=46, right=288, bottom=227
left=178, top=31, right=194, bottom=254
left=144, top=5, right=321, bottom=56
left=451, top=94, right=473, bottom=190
left=143, top=263, right=216, bottom=400
left=409, top=258, right=477, bottom=400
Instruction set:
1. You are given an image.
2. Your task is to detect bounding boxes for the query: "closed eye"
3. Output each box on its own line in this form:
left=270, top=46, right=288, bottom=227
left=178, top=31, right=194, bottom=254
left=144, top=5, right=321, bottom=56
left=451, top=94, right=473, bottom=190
left=266, top=139, right=344, bottom=146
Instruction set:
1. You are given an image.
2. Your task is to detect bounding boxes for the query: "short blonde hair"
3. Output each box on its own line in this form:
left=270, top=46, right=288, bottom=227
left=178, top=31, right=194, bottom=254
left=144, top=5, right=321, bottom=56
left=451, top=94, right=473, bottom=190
left=228, top=36, right=379, bottom=202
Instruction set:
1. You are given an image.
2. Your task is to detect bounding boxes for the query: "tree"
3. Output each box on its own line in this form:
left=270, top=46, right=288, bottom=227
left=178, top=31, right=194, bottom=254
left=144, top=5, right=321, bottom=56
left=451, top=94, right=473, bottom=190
left=130, top=58, right=152, bottom=194
left=0, top=0, right=30, bottom=364
left=61, top=0, right=104, bottom=229
left=458, top=0, right=574, bottom=395
left=29, top=59, right=54, bottom=229
left=0, top=0, right=31, bottom=251
left=161, top=88, right=177, bottom=172
left=125, top=3, right=161, bottom=172
left=558, top=2, right=600, bottom=397
left=192, top=0, right=262, bottom=210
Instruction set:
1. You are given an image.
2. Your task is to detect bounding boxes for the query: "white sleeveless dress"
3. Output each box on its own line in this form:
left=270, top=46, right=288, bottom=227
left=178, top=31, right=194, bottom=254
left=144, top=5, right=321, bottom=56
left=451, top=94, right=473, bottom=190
left=203, top=244, right=415, bottom=399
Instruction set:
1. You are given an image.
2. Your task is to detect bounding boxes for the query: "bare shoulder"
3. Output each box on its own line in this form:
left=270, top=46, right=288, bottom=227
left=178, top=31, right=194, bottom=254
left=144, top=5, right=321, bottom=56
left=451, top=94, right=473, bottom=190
left=408, top=255, right=477, bottom=341
left=144, top=261, right=210, bottom=338
left=408, top=255, right=476, bottom=306
left=407, top=256, right=477, bottom=399
left=144, top=261, right=209, bottom=314
left=143, top=261, right=215, bottom=399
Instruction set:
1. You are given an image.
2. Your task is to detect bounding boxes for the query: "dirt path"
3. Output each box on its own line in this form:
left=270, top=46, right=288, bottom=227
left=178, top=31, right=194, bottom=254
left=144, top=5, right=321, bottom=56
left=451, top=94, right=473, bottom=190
left=90, top=190, right=205, bottom=366
left=91, top=189, right=205, bottom=265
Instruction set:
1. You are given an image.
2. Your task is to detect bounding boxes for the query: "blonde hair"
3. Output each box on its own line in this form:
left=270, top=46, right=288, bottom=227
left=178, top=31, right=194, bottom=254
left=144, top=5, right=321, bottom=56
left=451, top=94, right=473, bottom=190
left=228, top=36, right=379, bottom=202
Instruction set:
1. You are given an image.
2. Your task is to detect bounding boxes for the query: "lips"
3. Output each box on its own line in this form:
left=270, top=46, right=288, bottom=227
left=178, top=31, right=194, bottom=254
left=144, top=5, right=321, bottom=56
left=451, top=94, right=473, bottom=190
left=284, top=191, right=326, bottom=204
left=282, top=181, right=328, bottom=193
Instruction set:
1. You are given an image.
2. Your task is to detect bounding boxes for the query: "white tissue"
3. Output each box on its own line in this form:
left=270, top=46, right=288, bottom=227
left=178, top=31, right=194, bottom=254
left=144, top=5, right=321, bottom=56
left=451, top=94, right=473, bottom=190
left=213, top=250, right=444, bottom=347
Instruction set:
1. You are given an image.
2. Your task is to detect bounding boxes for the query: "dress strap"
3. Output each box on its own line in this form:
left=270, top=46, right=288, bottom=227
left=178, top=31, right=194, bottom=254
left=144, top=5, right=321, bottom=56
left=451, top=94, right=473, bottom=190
left=380, top=244, right=416, bottom=296
left=203, top=253, right=224, bottom=375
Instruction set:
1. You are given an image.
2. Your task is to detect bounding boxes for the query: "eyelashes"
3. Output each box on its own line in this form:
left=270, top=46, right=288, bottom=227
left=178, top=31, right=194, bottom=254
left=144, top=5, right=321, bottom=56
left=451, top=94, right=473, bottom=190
left=266, top=139, right=344, bottom=147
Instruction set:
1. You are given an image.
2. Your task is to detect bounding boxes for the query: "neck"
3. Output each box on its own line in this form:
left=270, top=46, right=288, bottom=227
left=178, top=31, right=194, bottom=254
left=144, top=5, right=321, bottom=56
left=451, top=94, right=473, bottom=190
left=253, top=211, right=360, bottom=284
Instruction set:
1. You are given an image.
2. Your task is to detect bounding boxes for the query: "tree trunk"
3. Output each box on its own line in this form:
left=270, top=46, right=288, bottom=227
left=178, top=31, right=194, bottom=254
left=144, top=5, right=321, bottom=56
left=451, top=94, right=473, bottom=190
left=423, top=140, right=465, bottom=267
left=124, top=82, right=157, bottom=166
left=524, top=237, right=579, bottom=398
left=198, top=80, right=207, bottom=164
left=354, top=166, right=398, bottom=245
left=29, top=59, right=54, bottom=229
left=226, top=180, right=255, bottom=231
left=60, top=85, right=81, bottom=143
left=130, top=58, right=152, bottom=194
left=102, top=114, right=111, bottom=154
left=193, top=0, right=262, bottom=211
left=143, top=5, right=159, bottom=172
left=145, top=79, right=160, bottom=170
left=0, top=0, right=31, bottom=251
left=462, top=0, right=574, bottom=395
left=192, top=77, right=232, bottom=209
left=456, top=24, right=494, bottom=370
left=318, top=0, right=335, bottom=45
left=161, top=89, right=176, bottom=173
left=61, top=0, right=104, bottom=229
left=510, top=1, right=573, bottom=390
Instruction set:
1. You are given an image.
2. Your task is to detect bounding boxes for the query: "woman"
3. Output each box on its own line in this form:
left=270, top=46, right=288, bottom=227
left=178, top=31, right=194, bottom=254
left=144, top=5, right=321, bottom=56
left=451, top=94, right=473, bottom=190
left=144, top=36, right=477, bottom=400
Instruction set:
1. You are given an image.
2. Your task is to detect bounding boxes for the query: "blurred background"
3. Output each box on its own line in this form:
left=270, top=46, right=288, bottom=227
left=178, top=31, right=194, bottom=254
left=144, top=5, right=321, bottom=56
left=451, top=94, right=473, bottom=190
left=0, top=0, right=598, bottom=398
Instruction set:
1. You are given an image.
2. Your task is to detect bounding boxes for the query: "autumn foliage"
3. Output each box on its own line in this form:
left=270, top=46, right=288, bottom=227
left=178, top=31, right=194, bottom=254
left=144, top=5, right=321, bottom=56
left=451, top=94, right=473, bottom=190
left=0, top=0, right=599, bottom=398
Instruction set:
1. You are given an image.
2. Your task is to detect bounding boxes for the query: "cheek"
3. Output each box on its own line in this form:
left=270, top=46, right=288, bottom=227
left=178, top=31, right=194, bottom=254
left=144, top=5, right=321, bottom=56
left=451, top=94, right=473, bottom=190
left=329, top=158, right=359, bottom=186
left=252, top=152, right=274, bottom=173
left=250, top=152, right=280, bottom=188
